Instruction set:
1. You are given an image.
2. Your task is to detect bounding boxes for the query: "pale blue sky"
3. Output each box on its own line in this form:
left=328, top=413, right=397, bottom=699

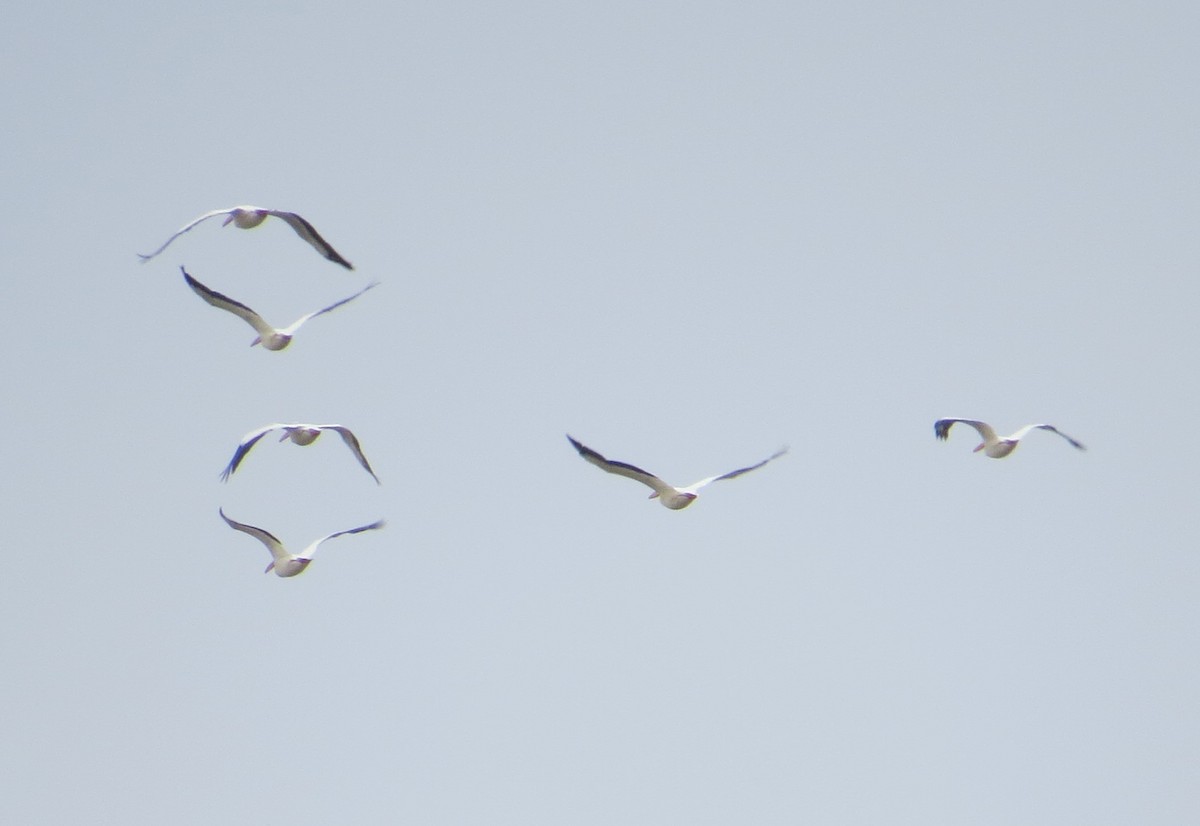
left=2, top=2, right=1197, bottom=823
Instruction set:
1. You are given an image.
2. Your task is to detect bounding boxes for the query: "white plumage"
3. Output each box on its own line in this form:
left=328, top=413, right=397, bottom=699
left=567, top=435, right=787, bottom=510
left=221, top=423, right=380, bottom=484
left=182, top=267, right=377, bottom=351
left=219, top=509, right=385, bottom=577
left=139, top=206, right=354, bottom=269
left=934, top=418, right=1086, bottom=458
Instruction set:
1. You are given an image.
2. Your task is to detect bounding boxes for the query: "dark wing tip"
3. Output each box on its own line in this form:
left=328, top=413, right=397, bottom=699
left=565, top=434, right=605, bottom=464
left=180, top=267, right=204, bottom=291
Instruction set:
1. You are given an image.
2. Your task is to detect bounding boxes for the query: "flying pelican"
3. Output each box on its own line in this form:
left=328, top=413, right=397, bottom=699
left=182, top=267, right=378, bottom=350
left=139, top=206, right=354, bottom=269
left=221, top=423, right=380, bottom=484
left=218, top=508, right=385, bottom=577
left=934, top=418, right=1086, bottom=458
left=566, top=435, right=788, bottom=510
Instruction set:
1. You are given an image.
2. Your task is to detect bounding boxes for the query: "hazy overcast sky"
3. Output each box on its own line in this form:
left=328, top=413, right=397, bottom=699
left=3, top=2, right=1197, bottom=823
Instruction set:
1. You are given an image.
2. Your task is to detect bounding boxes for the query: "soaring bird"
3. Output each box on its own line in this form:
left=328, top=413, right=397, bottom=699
left=221, top=423, right=380, bottom=484
left=218, top=509, right=385, bottom=577
left=182, top=267, right=377, bottom=351
left=139, top=206, right=354, bottom=269
left=566, top=435, right=787, bottom=510
left=934, top=418, right=1086, bottom=458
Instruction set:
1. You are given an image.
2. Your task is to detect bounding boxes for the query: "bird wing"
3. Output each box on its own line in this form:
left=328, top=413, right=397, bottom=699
left=683, top=446, right=789, bottom=492
left=323, top=425, right=381, bottom=484
left=566, top=435, right=676, bottom=498
left=138, top=208, right=236, bottom=262
left=1013, top=424, right=1087, bottom=451
left=219, top=508, right=289, bottom=563
left=297, top=519, right=386, bottom=561
left=266, top=210, right=354, bottom=270
left=279, top=281, right=380, bottom=335
left=182, top=268, right=275, bottom=338
left=934, top=418, right=998, bottom=444
left=220, top=423, right=289, bottom=481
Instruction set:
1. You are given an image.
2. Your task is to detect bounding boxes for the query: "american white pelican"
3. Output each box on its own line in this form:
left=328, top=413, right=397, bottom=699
left=218, top=508, right=385, bottom=577
left=221, top=423, right=380, bottom=484
left=934, top=418, right=1086, bottom=458
left=567, top=435, right=788, bottom=510
left=182, top=267, right=378, bottom=351
left=139, top=206, right=354, bottom=269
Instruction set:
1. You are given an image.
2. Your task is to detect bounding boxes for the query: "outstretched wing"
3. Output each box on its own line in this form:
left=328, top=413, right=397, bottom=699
left=219, top=508, right=288, bottom=563
left=298, top=519, right=386, bottom=561
left=220, top=423, right=287, bottom=481
left=267, top=210, right=354, bottom=270
left=566, top=434, right=676, bottom=498
left=182, top=267, right=274, bottom=338
left=934, top=418, right=997, bottom=444
left=684, top=446, right=789, bottom=492
left=324, top=425, right=381, bottom=484
left=138, top=208, right=236, bottom=262
left=1013, top=423, right=1086, bottom=451
left=280, top=281, right=379, bottom=336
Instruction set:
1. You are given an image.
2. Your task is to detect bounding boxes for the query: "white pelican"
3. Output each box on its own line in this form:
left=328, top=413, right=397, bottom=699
left=934, top=418, right=1086, bottom=458
left=221, top=423, right=380, bottom=484
left=219, top=508, right=385, bottom=577
left=567, top=435, right=788, bottom=510
left=182, top=267, right=378, bottom=351
left=139, top=206, right=354, bottom=269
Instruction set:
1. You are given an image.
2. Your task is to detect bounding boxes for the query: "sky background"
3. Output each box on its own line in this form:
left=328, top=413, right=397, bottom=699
left=2, top=1, right=1197, bottom=822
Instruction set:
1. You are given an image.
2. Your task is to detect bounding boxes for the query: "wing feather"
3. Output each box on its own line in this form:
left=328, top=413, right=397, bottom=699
left=1016, top=423, right=1087, bottom=450
left=566, top=434, right=675, bottom=497
left=182, top=268, right=274, bottom=337
left=267, top=211, right=354, bottom=270
left=220, top=424, right=287, bottom=481
left=138, top=208, right=234, bottom=262
left=934, top=418, right=997, bottom=444
left=325, top=425, right=381, bottom=484
left=684, top=446, right=788, bottom=492
left=298, top=519, right=386, bottom=560
left=219, top=508, right=288, bottom=563
left=280, top=282, right=379, bottom=335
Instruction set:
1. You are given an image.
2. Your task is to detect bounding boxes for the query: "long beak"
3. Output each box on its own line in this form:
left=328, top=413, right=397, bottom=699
left=973, top=443, right=985, bottom=452
left=648, top=492, right=659, bottom=499
left=222, top=214, right=236, bottom=226
left=249, top=337, right=261, bottom=347
left=264, top=561, right=275, bottom=574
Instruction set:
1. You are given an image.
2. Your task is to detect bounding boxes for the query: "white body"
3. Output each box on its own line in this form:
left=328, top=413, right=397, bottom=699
left=139, top=205, right=354, bottom=269
left=567, top=435, right=787, bottom=510
left=181, top=267, right=377, bottom=351
left=218, top=509, right=385, bottom=577
left=934, top=418, right=1086, bottom=459
left=221, top=423, right=380, bottom=483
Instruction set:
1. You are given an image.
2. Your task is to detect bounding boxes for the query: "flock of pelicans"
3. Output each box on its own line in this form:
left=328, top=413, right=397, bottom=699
left=140, top=205, right=1088, bottom=577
